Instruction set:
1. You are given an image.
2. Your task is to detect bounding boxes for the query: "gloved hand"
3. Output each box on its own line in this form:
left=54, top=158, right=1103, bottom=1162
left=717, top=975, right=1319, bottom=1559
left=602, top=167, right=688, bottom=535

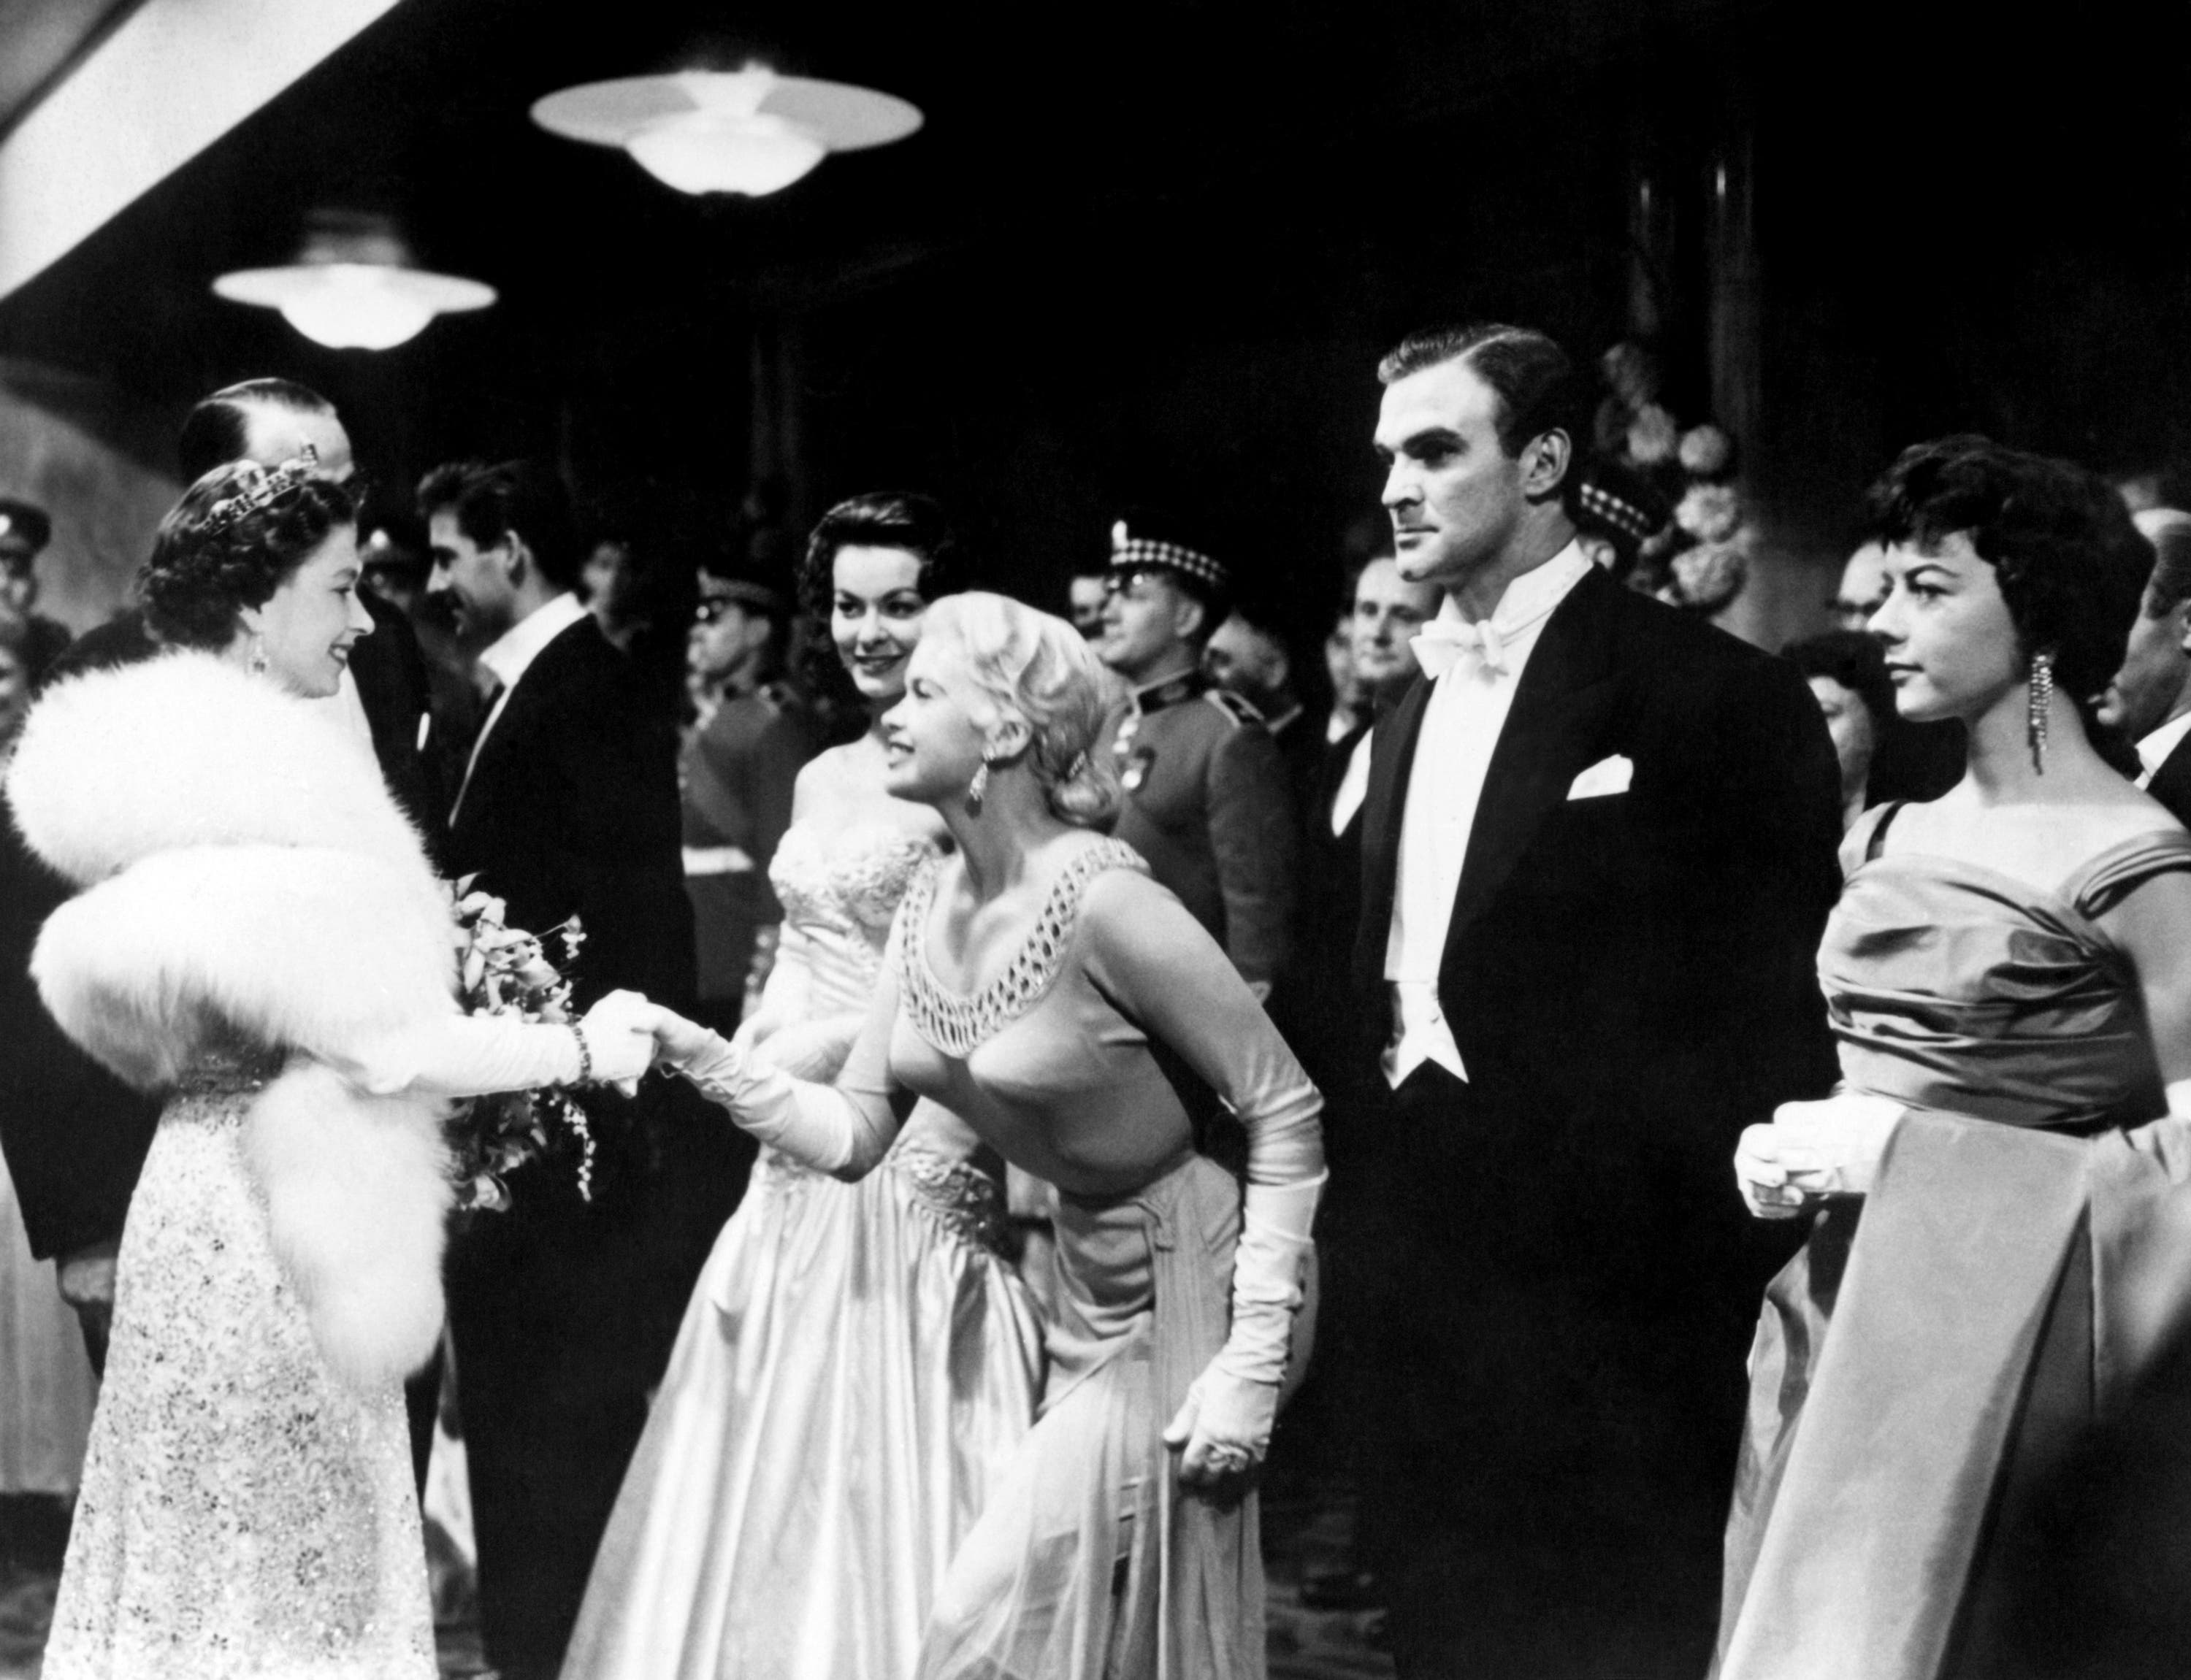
left=1164, top=1367, right=1281, bottom=1495
left=577, top=990, right=660, bottom=1090
left=1735, top=1092, right=1905, bottom=1217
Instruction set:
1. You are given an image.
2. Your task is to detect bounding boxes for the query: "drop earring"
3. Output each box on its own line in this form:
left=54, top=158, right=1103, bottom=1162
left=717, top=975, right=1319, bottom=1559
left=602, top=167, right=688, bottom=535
left=2027, top=648, right=2054, bottom=773
left=966, top=759, right=992, bottom=816
left=249, top=634, right=270, bottom=677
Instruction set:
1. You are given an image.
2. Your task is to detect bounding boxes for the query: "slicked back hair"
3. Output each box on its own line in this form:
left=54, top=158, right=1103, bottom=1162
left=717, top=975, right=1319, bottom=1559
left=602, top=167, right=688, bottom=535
left=177, top=379, right=334, bottom=483
left=1377, top=323, right=1592, bottom=478
left=2135, top=509, right=2191, bottom=617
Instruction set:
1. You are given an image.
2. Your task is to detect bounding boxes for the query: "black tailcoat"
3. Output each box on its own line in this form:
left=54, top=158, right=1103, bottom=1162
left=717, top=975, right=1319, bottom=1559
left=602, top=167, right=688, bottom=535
left=1349, top=564, right=1841, bottom=1674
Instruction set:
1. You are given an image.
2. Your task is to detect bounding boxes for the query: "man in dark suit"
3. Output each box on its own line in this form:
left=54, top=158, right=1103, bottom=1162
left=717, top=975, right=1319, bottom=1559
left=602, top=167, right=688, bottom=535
left=422, top=459, right=703, bottom=1680
left=2100, top=507, right=2191, bottom=825
left=1352, top=323, right=1842, bottom=1676
left=1204, top=598, right=1327, bottom=814
left=1, top=380, right=440, bottom=1388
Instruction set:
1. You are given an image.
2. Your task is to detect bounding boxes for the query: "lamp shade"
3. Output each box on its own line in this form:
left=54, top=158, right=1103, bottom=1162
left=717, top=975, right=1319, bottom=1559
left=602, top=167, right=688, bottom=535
left=533, top=66, right=920, bottom=198
left=212, top=213, right=495, bottom=350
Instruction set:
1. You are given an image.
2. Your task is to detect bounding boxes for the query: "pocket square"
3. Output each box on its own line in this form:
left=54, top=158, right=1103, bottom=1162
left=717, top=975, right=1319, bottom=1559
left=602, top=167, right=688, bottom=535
left=1567, top=754, right=1633, bottom=799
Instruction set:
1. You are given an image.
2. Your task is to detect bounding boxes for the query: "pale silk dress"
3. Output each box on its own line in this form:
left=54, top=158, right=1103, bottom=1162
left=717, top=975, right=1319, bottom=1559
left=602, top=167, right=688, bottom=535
left=41, top=1044, right=435, bottom=1680
left=1716, top=804, right=2191, bottom=1680
left=561, top=821, right=1043, bottom=1680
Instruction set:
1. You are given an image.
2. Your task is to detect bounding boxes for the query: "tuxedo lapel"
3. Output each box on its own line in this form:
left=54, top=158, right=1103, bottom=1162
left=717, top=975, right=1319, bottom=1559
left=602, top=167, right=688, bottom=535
left=1354, top=678, right=1434, bottom=991
left=2149, top=732, right=2191, bottom=829
left=1442, top=567, right=1623, bottom=960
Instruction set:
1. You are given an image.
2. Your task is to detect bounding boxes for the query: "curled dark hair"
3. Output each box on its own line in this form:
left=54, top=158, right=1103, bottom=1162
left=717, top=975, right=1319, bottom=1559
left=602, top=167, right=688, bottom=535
left=795, top=491, right=964, bottom=730
left=1377, top=323, right=1591, bottom=491
left=1867, top=436, right=2151, bottom=741
left=141, top=462, right=356, bottom=651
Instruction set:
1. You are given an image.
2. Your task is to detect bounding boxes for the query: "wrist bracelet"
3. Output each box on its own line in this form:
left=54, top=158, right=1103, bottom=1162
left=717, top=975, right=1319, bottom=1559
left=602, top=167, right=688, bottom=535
left=569, top=1022, right=594, bottom=1086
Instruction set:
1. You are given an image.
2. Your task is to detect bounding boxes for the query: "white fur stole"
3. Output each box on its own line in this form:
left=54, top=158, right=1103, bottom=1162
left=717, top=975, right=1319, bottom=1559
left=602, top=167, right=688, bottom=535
left=8, top=653, right=459, bottom=1389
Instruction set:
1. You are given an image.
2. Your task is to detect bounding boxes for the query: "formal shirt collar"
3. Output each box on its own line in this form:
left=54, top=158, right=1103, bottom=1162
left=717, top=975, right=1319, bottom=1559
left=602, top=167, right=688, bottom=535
left=478, top=591, right=586, bottom=694
left=1430, top=540, right=1592, bottom=643
left=2138, top=710, right=2191, bottom=782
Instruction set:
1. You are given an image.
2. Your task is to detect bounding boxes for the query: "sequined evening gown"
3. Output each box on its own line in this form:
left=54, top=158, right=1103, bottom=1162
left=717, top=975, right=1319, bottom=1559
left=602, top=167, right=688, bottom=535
left=41, top=1047, right=436, bottom=1680
left=560, top=821, right=1043, bottom=1680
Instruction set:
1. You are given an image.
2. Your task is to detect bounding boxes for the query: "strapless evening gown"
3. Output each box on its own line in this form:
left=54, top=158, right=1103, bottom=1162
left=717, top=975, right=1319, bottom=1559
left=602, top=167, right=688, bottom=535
left=560, top=822, right=1043, bottom=1680
left=1716, top=805, right=2191, bottom=1680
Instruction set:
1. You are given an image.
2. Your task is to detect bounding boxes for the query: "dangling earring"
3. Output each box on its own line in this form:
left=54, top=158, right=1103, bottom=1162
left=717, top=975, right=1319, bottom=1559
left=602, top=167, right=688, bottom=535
left=966, top=759, right=991, bottom=816
left=2027, top=648, right=2054, bottom=774
left=248, top=634, right=270, bottom=678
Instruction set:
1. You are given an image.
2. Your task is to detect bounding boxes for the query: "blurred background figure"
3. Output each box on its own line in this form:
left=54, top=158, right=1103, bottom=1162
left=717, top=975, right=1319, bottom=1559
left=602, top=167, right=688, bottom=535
left=1066, top=568, right=1108, bottom=640
left=1206, top=597, right=1323, bottom=810
left=1783, top=630, right=1897, bottom=831
left=1569, top=454, right=1672, bottom=586
left=361, top=521, right=485, bottom=802
left=0, top=498, right=72, bottom=682
left=2100, top=509, right=2191, bottom=826
left=1323, top=569, right=1367, bottom=744
left=680, top=556, right=819, bottom=1037
left=1829, top=540, right=1892, bottom=630
left=581, top=515, right=697, bottom=720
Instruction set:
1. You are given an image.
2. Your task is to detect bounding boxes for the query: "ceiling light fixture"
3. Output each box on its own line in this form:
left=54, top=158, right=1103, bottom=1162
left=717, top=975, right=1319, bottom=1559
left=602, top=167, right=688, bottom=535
left=212, top=213, right=494, bottom=350
left=531, top=65, right=921, bottom=198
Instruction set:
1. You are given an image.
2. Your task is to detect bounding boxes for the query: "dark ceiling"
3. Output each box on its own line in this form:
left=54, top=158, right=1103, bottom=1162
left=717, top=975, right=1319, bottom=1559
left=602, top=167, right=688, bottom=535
left=3, top=0, right=2188, bottom=608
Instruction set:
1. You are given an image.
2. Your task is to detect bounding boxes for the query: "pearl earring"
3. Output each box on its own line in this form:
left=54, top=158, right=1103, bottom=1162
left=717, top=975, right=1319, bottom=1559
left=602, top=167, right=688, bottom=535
left=249, top=634, right=270, bottom=677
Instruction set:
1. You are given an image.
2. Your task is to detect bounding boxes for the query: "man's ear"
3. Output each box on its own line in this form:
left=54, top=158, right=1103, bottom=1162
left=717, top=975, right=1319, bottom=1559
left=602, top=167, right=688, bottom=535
left=1173, top=593, right=1208, bottom=644
left=2172, top=599, right=2191, bottom=659
left=501, top=533, right=530, bottom=588
left=1520, top=428, right=1572, bottom=503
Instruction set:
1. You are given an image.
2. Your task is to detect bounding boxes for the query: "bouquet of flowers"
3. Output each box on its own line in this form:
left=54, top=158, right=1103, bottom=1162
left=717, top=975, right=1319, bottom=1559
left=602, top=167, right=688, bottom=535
left=446, top=876, right=596, bottom=1212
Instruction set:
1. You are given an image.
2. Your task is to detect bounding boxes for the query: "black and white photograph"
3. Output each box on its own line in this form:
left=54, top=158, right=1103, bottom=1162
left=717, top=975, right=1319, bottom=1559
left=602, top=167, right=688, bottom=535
left=5, top=2, right=2191, bottom=1676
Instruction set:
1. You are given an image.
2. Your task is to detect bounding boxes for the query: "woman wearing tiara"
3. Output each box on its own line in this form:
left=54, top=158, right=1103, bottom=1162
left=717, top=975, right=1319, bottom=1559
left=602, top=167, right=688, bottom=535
left=562, top=496, right=1042, bottom=1680
left=5, top=458, right=657, bottom=1680
left=1721, top=437, right=2191, bottom=1678
left=641, top=591, right=1324, bottom=1679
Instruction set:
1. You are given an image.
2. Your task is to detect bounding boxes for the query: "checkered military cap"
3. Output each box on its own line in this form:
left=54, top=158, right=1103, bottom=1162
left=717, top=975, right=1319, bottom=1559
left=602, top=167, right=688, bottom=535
left=1571, top=458, right=1670, bottom=546
left=1108, top=518, right=1229, bottom=593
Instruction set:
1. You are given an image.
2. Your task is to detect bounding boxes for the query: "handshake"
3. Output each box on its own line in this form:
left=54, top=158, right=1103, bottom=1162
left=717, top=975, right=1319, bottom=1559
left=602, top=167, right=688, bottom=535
left=568, top=990, right=716, bottom=1089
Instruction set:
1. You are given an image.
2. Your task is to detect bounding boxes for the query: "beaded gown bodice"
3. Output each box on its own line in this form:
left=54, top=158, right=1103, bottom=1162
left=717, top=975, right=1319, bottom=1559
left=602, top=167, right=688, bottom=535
left=1824, top=805, right=2191, bottom=1132
left=762, top=818, right=1006, bottom=1246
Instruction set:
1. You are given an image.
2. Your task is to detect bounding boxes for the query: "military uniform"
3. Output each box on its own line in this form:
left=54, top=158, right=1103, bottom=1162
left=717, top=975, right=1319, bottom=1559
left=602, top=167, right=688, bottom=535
left=1108, top=669, right=1298, bottom=994
left=681, top=678, right=822, bottom=1028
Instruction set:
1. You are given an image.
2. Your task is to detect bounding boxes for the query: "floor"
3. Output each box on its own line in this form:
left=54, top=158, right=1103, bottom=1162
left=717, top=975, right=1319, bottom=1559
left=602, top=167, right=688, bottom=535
left=2, top=1484, right=1393, bottom=1680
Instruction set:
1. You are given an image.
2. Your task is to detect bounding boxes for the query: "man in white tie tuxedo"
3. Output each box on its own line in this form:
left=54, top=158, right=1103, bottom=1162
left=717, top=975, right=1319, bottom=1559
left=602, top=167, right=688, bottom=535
left=1349, top=323, right=1843, bottom=1676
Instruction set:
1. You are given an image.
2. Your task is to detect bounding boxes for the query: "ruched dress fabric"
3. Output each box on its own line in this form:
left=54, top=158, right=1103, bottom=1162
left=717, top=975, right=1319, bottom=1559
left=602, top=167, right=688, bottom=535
left=41, top=1048, right=436, bottom=1680
left=560, top=821, right=1043, bottom=1680
left=1716, top=807, right=2191, bottom=1680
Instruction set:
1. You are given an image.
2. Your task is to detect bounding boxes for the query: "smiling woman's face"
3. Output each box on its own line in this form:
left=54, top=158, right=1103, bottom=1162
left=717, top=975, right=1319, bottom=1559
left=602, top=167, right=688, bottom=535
left=1867, top=531, right=2023, bottom=724
left=242, top=523, right=375, bottom=699
left=831, top=545, right=928, bottom=705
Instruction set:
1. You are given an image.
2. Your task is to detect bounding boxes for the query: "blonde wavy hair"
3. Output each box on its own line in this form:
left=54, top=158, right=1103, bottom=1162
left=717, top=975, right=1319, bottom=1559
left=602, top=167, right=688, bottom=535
left=920, top=591, right=1120, bottom=828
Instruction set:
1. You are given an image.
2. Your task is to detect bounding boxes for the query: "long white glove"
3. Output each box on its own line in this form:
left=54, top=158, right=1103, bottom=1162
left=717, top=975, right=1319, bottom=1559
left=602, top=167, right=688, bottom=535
left=1735, top=1091, right=1905, bottom=1219
left=674, top=1029, right=897, bottom=1175
left=1165, top=1169, right=1326, bottom=1489
left=334, top=990, right=657, bottom=1098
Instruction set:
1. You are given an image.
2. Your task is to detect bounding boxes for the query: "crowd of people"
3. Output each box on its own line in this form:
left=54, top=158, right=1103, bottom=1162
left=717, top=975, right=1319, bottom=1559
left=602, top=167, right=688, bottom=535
left=6, top=318, right=2191, bottom=1680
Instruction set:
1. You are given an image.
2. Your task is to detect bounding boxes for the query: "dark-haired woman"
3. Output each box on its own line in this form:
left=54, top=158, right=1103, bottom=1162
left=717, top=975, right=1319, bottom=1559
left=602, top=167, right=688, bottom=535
left=1718, top=437, right=2191, bottom=1679
left=564, top=496, right=1041, bottom=1680
left=6, top=459, right=657, bottom=1680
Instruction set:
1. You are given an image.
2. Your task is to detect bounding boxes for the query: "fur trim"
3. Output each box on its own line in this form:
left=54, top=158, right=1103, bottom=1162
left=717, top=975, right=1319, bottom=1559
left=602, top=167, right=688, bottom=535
left=7, top=651, right=439, bottom=908
left=8, top=650, right=459, bottom=1394
left=245, top=1062, right=451, bottom=1387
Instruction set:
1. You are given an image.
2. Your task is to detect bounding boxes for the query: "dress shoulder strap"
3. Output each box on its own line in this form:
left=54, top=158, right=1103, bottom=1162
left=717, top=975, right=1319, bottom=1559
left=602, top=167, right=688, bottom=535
left=2067, top=829, right=2191, bottom=918
left=1838, top=800, right=1906, bottom=878
left=895, top=837, right=1147, bottom=1059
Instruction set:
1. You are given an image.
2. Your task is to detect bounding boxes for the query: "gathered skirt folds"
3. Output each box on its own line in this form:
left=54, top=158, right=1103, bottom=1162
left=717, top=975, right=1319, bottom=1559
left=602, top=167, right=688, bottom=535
left=41, top=1076, right=435, bottom=1680
left=917, top=1151, right=1263, bottom=1680
left=559, top=1132, right=1044, bottom=1680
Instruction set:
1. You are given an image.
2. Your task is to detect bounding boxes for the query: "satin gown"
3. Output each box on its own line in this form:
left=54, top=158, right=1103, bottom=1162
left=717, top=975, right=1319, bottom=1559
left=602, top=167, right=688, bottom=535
left=561, top=821, right=1043, bottom=1680
left=41, top=1048, right=436, bottom=1680
left=1716, top=804, right=2191, bottom=1680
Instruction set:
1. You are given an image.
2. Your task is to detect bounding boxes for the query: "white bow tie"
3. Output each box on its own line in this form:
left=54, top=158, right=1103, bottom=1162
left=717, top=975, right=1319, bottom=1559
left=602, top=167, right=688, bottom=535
left=1412, top=617, right=1509, bottom=682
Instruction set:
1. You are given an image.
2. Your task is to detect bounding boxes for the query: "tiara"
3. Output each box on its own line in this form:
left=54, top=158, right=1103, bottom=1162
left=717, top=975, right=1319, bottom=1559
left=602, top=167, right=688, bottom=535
left=199, top=444, right=321, bottom=537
